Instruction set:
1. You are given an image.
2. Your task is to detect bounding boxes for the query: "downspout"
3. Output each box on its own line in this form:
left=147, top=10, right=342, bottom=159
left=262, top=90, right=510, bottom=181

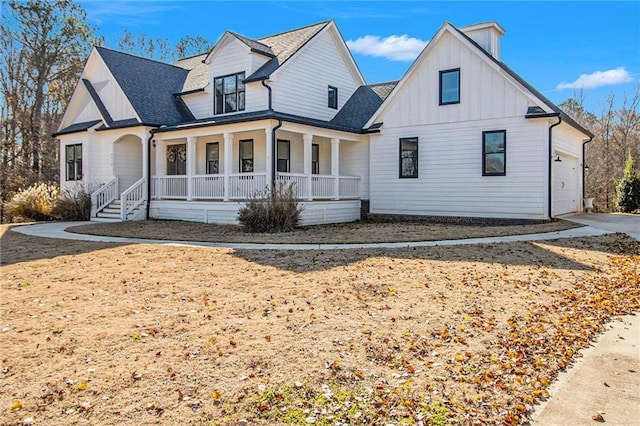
left=547, top=117, right=562, bottom=220
left=261, top=79, right=281, bottom=186
left=581, top=136, right=593, bottom=199
left=145, top=129, right=156, bottom=220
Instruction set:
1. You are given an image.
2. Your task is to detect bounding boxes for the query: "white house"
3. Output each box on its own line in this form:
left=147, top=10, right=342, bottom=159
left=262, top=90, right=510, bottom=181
left=56, top=20, right=592, bottom=225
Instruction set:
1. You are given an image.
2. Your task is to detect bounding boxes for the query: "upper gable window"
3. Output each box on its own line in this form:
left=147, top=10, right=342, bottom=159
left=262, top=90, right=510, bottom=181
left=328, top=86, right=338, bottom=109
left=439, top=68, right=460, bottom=105
left=214, top=72, right=245, bottom=114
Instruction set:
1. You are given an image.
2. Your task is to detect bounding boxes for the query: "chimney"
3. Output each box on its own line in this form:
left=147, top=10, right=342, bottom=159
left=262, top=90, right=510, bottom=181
left=460, top=22, right=506, bottom=60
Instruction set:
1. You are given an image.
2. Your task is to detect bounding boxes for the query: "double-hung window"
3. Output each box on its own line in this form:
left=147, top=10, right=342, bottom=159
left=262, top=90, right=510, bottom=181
left=65, top=143, right=82, bottom=181
left=277, top=139, right=290, bottom=173
left=439, top=68, right=460, bottom=105
left=206, top=142, right=219, bottom=174
left=166, top=144, right=187, bottom=175
left=399, top=137, right=418, bottom=178
left=239, top=139, right=254, bottom=173
left=328, top=86, right=338, bottom=109
left=482, top=130, right=506, bottom=176
left=312, top=144, right=320, bottom=175
left=214, top=72, right=245, bottom=114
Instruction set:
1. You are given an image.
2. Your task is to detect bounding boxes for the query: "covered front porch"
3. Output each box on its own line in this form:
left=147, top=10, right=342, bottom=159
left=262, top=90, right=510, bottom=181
left=150, top=118, right=365, bottom=203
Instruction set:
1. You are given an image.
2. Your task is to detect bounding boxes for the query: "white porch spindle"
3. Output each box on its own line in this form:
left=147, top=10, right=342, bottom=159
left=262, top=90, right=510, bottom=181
left=265, top=128, right=273, bottom=193
left=154, top=139, right=165, bottom=199
left=223, top=133, right=232, bottom=201
left=303, top=134, right=313, bottom=200
left=186, top=136, right=196, bottom=201
left=331, top=138, right=340, bottom=200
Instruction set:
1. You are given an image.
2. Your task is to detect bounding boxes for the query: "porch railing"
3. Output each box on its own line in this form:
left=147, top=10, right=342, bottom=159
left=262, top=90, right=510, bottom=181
left=121, top=177, right=146, bottom=220
left=91, top=176, right=118, bottom=216
left=229, top=173, right=267, bottom=199
left=150, top=173, right=359, bottom=200
left=193, top=175, right=224, bottom=199
left=152, top=176, right=188, bottom=199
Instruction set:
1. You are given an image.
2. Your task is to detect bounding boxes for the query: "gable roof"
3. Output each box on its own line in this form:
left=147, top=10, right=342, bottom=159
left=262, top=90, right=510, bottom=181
left=173, top=53, right=209, bottom=93
left=81, top=79, right=113, bottom=125
left=244, top=21, right=331, bottom=82
left=451, top=28, right=592, bottom=137
left=365, top=23, right=592, bottom=137
left=95, top=46, right=194, bottom=125
left=330, top=82, right=398, bottom=129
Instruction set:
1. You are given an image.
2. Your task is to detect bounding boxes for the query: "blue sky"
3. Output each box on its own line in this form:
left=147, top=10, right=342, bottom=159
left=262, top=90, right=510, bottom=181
left=80, top=0, right=639, bottom=113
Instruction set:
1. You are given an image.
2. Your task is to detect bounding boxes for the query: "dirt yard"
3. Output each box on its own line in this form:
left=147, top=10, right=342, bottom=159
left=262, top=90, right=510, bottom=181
left=67, top=219, right=581, bottom=244
left=1, top=224, right=638, bottom=425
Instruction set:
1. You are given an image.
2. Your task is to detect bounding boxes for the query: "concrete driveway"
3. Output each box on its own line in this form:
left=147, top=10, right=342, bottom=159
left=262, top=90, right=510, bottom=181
left=562, top=213, right=640, bottom=241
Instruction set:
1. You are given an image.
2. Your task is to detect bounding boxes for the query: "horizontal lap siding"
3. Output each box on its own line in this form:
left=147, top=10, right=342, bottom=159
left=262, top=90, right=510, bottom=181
left=272, top=30, right=360, bottom=121
left=370, top=118, right=548, bottom=220
left=340, top=141, right=370, bottom=199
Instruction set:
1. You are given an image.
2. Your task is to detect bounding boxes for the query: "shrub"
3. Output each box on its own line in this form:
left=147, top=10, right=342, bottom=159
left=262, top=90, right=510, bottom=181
left=238, top=182, right=302, bottom=233
left=5, top=183, right=59, bottom=222
left=54, top=187, right=91, bottom=220
left=615, top=152, right=640, bottom=213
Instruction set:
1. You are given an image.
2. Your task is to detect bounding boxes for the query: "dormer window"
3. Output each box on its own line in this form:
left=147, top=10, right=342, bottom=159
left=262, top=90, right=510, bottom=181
left=328, top=85, right=338, bottom=109
left=214, top=72, right=245, bottom=114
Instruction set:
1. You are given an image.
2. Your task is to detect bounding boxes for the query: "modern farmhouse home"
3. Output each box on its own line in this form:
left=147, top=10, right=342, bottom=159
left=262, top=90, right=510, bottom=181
left=55, top=20, right=592, bottom=225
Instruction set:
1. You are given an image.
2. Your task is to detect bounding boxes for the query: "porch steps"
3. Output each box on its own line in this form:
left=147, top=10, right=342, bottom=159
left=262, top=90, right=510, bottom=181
left=93, top=199, right=122, bottom=222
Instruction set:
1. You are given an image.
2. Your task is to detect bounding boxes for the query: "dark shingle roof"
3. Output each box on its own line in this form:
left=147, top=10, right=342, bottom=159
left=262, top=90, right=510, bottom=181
left=53, top=119, right=102, bottom=137
left=96, top=46, right=195, bottom=125
left=330, top=82, right=398, bottom=129
left=245, top=21, right=330, bottom=82
left=82, top=79, right=113, bottom=125
left=452, top=27, right=593, bottom=138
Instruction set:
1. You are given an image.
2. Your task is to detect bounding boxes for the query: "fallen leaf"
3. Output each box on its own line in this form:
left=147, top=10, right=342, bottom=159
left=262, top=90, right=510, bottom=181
left=11, top=400, right=22, bottom=410
left=592, top=413, right=604, bottom=422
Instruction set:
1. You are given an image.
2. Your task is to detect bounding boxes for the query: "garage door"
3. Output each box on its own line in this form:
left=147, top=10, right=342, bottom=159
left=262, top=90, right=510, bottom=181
left=552, top=154, right=580, bottom=216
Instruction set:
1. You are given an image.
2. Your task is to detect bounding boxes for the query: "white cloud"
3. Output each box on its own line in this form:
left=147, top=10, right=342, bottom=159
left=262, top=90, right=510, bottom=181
left=556, top=67, right=634, bottom=90
left=346, top=35, right=428, bottom=61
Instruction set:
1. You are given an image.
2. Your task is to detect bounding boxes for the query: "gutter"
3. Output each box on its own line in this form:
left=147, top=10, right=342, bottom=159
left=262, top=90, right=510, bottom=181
left=581, top=136, right=593, bottom=200
left=548, top=117, right=562, bottom=220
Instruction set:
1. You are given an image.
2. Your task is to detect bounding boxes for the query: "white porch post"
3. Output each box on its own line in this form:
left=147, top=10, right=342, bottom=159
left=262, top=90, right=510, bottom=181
left=154, top=139, right=165, bottom=199
left=140, top=131, right=150, bottom=200
left=223, top=132, right=232, bottom=201
left=303, top=134, right=313, bottom=200
left=186, top=136, right=196, bottom=201
left=331, top=138, right=340, bottom=200
left=265, top=127, right=273, bottom=192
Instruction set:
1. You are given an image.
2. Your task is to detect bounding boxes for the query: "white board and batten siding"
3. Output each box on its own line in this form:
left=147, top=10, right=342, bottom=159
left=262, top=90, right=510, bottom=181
left=271, top=29, right=362, bottom=122
left=370, top=30, right=552, bottom=220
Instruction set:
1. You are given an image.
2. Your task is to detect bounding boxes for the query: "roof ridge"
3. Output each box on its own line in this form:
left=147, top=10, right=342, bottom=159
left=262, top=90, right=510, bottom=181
left=95, top=45, right=186, bottom=71
left=257, top=20, right=331, bottom=42
left=228, top=31, right=272, bottom=49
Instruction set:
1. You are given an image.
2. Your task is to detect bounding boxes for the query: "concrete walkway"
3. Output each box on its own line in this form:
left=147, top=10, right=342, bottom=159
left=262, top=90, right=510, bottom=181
left=561, top=212, right=640, bottom=241
left=11, top=220, right=614, bottom=250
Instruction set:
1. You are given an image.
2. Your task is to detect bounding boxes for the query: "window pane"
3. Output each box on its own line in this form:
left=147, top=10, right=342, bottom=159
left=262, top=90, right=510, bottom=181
left=242, top=159, right=253, bottom=173
left=328, top=86, right=337, bottom=108
left=484, top=132, right=505, bottom=153
left=75, top=144, right=82, bottom=159
left=66, top=145, right=74, bottom=161
left=214, top=78, right=223, bottom=96
left=238, top=91, right=245, bottom=111
left=400, top=138, right=418, bottom=178
left=441, top=70, right=459, bottom=104
left=225, top=94, right=237, bottom=112
left=66, top=161, right=74, bottom=181
left=277, top=140, right=289, bottom=159
left=206, top=143, right=219, bottom=161
left=484, top=153, right=505, bottom=174
left=208, top=160, right=219, bottom=174
left=223, top=75, right=236, bottom=94
left=237, top=73, right=245, bottom=90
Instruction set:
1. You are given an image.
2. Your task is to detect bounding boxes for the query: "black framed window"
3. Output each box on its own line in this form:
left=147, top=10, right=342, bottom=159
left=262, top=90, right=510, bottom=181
left=328, top=85, right=338, bottom=109
left=65, top=143, right=82, bottom=181
left=277, top=139, right=290, bottom=173
left=312, top=143, right=320, bottom=175
left=483, top=130, right=506, bottom=176
left=206, top=142, right=219, bottom=174
left=214, top=72, right=245, bottom=114
left=239, top=139, right=254, bottom=173
left=399, top=137, right=418, bottom=178
left=166, top=144, right=187, bottom=175
left=439, top=68, right=460, bottom=105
